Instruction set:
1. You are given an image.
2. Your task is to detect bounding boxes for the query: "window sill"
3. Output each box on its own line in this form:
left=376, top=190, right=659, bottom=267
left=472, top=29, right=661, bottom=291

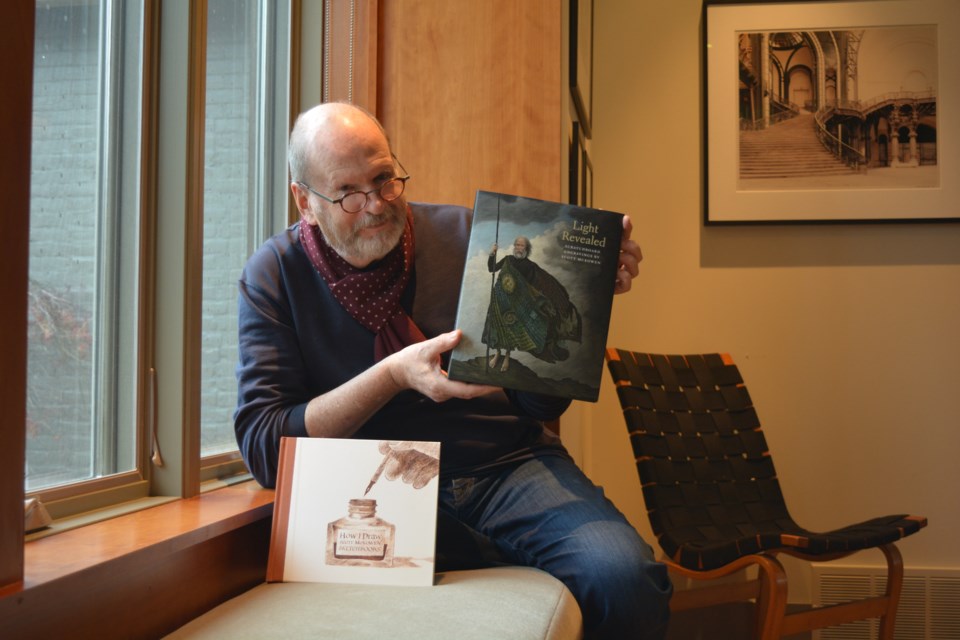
left=25, top=473, right=255, bottom=543
left=2, top=481, right=275, bottom=638
left=25, top=495, right=180, bottom=543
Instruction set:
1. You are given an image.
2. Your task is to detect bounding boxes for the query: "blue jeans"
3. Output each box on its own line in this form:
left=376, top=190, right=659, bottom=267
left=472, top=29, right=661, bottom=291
left=437, top=454, right=672, bottom=640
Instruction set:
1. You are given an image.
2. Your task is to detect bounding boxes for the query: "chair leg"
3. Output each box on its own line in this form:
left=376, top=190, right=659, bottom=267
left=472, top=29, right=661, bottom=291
left=753, top=554, right=789, bottom=640
left=877, top=543, right=904, bottom=640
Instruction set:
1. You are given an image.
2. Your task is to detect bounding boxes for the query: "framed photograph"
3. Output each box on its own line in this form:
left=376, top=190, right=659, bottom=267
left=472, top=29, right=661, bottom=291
left=570, top=0, right=593, bottom=138
left=704, top=0, right=960, bottom=223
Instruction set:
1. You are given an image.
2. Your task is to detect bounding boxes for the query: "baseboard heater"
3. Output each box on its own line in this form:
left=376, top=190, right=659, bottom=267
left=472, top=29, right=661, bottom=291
left=811, top=565, right=960, bottom=639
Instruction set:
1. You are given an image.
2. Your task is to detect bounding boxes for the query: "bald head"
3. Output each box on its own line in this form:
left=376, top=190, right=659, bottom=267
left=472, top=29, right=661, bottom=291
left=288, top=102, right=391, bottom=184
left=287, top=103, right=407, bottom=268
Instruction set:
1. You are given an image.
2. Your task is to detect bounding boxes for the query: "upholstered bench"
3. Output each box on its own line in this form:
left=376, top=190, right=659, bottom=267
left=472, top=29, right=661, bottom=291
left=165, top=566, right=582, bottom=639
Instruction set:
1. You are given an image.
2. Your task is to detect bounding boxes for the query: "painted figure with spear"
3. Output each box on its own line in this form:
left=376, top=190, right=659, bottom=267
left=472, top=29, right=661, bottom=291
left=482, top=197, right=582, bottom=374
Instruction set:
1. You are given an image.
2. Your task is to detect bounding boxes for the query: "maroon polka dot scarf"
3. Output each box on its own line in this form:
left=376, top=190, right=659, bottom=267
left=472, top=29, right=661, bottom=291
left=299, top=206, right=427, bottom=361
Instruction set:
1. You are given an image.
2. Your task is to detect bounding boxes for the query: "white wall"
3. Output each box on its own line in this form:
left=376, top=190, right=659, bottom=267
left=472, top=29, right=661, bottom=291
left=574, top=0, right=960, bottom=602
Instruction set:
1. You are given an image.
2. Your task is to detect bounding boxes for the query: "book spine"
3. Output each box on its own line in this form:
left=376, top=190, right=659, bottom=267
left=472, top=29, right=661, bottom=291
left=265, top=437, right=299, bottom=582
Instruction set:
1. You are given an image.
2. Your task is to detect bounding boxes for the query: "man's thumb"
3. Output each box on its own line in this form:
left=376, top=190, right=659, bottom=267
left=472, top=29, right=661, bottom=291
left=436, top=329, right=462, bottom=351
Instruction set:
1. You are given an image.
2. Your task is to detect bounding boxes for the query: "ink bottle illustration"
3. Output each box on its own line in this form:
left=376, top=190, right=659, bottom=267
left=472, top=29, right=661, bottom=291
left=326, top=498, right=396, bottom=567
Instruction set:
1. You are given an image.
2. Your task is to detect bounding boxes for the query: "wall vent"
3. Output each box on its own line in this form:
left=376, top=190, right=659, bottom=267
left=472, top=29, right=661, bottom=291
left=812, top=566, right=960, bottom=640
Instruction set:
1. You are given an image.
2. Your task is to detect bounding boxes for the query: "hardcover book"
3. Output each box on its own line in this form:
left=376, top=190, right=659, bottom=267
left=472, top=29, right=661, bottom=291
left=267, top=437, right=440, bottom=587
left=448, top=190, right=624, bottom=402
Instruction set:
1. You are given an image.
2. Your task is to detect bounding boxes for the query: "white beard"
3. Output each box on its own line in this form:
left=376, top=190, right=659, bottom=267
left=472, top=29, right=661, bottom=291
left=316, top=204, right=406, bottom=265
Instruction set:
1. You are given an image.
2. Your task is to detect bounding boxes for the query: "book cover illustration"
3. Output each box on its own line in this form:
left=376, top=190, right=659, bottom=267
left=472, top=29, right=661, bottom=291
left=448, top=190, right=624, bottom=402
left=267, top=437, right=439, bottom=587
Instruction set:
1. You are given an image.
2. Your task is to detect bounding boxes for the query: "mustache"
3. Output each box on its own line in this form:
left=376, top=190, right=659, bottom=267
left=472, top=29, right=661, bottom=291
left=352, top=207, right=404, bottom=232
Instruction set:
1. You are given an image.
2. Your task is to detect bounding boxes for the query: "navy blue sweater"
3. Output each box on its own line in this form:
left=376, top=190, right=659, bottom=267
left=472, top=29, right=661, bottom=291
left=234, top=203, right=571, bottom=488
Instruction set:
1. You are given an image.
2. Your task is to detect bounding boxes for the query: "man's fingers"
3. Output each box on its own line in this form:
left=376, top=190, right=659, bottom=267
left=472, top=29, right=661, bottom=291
left=620, top=240, right=641, bottom=275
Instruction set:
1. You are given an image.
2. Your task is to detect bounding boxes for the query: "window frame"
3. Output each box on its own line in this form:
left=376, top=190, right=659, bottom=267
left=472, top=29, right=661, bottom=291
left=24, top=0, right=295, bottom=518
left=1, top=0, right=35, bottom=589
left=3, top=0, right=369, bottom=588
left=24, top=0, right=155, bottom=516
left=198, top=0, right=293, bottom=466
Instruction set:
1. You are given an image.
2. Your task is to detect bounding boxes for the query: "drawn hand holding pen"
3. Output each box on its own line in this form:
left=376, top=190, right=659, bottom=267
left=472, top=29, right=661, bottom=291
left=365, top=441, right=441, bottom=495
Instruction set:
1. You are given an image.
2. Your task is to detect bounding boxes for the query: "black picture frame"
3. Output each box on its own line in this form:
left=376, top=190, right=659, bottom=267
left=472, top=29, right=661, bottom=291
left=570, top=0, right=593, bottom=139
left=569, top=120, right=581, bottom=204
left=580, top=125, right=593, bottom=208
left=703, top=0, right=959, bottom=224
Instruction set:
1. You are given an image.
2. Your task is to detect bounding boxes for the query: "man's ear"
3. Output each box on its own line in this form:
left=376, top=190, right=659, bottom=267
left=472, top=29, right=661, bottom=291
left=290, top=182, right=316, bottom=225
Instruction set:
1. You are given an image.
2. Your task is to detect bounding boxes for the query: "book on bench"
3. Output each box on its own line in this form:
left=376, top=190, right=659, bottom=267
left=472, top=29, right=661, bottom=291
left=447, top=190, right=624, bottom=402
left=267, top=437, right=440, bottom=587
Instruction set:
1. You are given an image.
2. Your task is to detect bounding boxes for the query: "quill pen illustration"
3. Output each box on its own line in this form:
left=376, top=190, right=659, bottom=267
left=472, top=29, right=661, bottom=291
left=364, top=454, right=389, bottom=496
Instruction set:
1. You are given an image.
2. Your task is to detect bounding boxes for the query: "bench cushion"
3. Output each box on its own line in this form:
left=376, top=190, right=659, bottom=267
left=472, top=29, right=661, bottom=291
left=166, top=566, right=582, bottom=640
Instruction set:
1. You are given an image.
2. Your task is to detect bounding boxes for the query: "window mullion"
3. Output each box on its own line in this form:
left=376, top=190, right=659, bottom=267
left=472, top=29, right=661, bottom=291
left=180, top=0, right=207, bottom=496
left=93, top=0, right=120, bottom=479
left=151, top=0, right=203, bottom=499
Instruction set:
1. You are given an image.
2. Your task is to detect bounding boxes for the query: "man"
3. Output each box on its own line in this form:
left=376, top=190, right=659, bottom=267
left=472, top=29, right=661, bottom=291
left=234, top=102, right=671, bottom=639
left=484, top=235, right=581, bottom=372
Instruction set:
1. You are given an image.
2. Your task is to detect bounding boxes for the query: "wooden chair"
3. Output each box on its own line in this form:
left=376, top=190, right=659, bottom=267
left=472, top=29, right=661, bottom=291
left=605, top=349, right=927, bottom=640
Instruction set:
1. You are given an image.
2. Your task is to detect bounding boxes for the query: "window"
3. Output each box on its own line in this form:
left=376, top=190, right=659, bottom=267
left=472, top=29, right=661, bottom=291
left=201, top=0, right=291, bottom=460
left=25, top=0, right=292, bottom=504
left=27, top=1, right=143, bottom=493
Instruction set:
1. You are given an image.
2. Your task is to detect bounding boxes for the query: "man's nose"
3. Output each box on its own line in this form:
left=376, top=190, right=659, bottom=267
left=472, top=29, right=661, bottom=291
left=362, top=190, right=387, bottom=214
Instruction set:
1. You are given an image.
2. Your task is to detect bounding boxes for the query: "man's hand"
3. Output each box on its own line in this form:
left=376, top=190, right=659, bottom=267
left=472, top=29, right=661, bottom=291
left=615, top=215, right=642, bottom=295
left=385, top=330, right=500, bottom=402
left=302, top=330, right=499, bottom=440
left=377, top=441, right=441, bottom=489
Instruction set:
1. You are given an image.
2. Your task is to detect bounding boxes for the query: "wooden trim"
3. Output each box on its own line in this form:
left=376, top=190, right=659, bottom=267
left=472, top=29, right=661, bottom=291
left=0, top=0, right=33, bottom=591
left=353, top=0, right=379, bottom=112
left=139, top=0, right=162, bottom=485
left=289, top=0, right=303, bottom=123
left=323, top=0, right=379, bottom=112
left=1, top=484, right=275, bottom=639
left=181, top=0, right=208, bottom=497
left=324, top=0, right=353, bottom=104
left=288, top=0, right=303, bottom=224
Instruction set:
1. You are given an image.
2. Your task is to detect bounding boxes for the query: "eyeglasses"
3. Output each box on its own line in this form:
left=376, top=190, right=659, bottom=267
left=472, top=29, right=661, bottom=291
left=298, top=157, right=411, bottom=214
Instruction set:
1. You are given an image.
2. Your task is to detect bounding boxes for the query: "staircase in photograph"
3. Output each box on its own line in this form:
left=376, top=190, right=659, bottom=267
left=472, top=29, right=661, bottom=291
left=739, top=113, right=855, bottom=179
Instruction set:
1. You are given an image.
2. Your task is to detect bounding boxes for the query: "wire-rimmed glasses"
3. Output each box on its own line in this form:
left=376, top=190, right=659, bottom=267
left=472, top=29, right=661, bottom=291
left=297, top=157, right=410, bottom=214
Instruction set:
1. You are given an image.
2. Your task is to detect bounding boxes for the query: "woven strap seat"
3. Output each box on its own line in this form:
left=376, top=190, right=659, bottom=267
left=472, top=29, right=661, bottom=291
left=606, top=348, right=927, bottom=639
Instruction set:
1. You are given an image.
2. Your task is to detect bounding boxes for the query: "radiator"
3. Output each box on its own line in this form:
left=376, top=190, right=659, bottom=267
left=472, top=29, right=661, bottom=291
left=811, top=565, right=960, bottom=640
